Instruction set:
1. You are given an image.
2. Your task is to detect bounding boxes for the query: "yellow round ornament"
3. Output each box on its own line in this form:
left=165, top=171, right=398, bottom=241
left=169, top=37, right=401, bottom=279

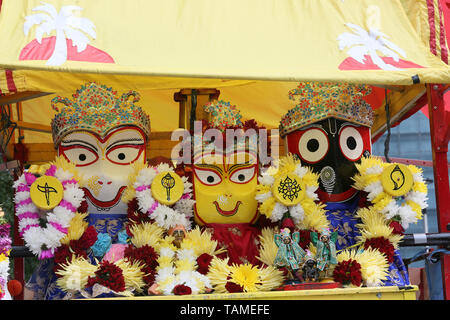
left=272, top=174, right=305, bottom=206
left=381, top=163, right=414, bottom=197
left=151, top=171, right=184, bottom=205
left=30, top=176, right=64, bottom=210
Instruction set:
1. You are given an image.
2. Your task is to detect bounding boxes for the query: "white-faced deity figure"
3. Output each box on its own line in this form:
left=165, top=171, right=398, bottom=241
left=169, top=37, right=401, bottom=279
left=51, top=83, right=150, bottom=239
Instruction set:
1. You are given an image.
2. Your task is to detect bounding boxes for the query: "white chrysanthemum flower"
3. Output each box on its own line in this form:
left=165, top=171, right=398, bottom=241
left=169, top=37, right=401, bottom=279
left=271, top=202, right=287, bottom=222
left=294, top=165, right=308, bottom=178
left=14, top=191, right=30, bottom=202
left=55, top=168, right=74, bottom=181
left=176, top=249, right=196, bottom=262
left=255, top=191, right=272, bottom=202
left=288, top=204, right=305, bottom=224
left=306, top=185, right=319, bottom=201
left=364, top=181, right=383, bottom=202
left=258, top=174, right=275, bottom=186
left=135, top=191, right=154, bottom=213
left=159, top=247, right=176, bottom=258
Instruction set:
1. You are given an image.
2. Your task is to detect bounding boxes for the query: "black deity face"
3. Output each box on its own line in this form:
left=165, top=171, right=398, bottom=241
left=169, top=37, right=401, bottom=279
left=285, top=118, right=372, bottom=201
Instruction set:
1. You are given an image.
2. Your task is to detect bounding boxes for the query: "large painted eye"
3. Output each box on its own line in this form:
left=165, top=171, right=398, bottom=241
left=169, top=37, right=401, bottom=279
left=297, top=128, right=329, bottom=163
left=229, top=166, right=256, bottom=184
left=339, top=126, right=364, bottom=161
left=106, top=145, right=144, bottom=165
left=194, top=167, right=223, bottom=186
left=60, top=146, right=98, bottom=167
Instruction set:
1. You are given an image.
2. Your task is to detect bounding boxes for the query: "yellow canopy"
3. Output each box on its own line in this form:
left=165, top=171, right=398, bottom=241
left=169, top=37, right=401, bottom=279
left=0, top=0, right=448, bottom=143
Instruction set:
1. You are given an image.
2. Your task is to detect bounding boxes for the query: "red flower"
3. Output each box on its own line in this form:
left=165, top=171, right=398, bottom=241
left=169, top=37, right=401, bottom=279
left=281, top=217, right=295, bottom=231
left=124, top=244, right=158, bottom=269
left=298, top=230, right=312, bottom=250
left=333, top=259, right=362, bottom=287
left=127, top=198, right=151, bottom=225
left=173, top=284, right=192, bottom=295
left=389, top=221, right=404, bottom=236
left=364, top=237, right=396, bottom=264
left=87, top=261, right=126, bottom=292
left=53, top=245, right=72, bottom=275
left=225, top=281, right=244, bottom=293
left=141, top=265, right=157, bottom=286
left=196, top=253, right=213, bottom=275
left=357, top=191, right=371, bottom=209
left=77, top=200, right=88, bottom=213
left=78, top=226, right=98, bottom=249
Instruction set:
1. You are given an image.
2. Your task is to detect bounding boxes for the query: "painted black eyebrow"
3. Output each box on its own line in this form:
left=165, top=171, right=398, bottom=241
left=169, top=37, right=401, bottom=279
left=338, top=122, right=361, bottom=135
left=106, top=138, right=145, bottom=151
left=194, top=164, right=224, bottom=174
left=228, top=162, right=252, bottom=173
left=60, top=139, right=98, bottom=152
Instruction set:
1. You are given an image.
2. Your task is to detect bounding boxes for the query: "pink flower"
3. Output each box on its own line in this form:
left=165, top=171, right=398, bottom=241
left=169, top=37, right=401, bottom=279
left=102, top=244, right=127, bottom=263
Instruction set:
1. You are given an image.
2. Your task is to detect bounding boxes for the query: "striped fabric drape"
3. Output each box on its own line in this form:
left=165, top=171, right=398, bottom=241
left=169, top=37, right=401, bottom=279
left=427, top=0, right=449, bottom=64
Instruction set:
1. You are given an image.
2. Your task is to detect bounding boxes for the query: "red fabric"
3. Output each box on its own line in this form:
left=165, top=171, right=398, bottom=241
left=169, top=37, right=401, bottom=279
left=338, top=55, right=424, bottom=71
left=428, top=0, right=438, bottom=56
left=204, top=223, right=262, bottom=266
left=5, top=69, right=17, bottom=93
left=19, top=37, right=114, bottom=63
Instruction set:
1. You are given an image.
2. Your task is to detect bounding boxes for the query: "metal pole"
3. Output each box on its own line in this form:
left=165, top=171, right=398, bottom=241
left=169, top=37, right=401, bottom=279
left=426, top=83, right=450, bottom=300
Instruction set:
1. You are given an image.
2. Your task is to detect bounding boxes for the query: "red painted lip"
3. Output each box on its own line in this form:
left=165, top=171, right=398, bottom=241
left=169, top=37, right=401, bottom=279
left=213, top=200, right=242, bottom=217
left=83, top=186, right=126, bottom=209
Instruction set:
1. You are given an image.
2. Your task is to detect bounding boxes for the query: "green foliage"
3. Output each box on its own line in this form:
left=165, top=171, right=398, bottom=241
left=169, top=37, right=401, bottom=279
left=0, top=170, right=14, bottom=226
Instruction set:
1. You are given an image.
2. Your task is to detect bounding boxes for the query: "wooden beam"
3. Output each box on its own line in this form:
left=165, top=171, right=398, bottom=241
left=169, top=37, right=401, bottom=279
left=15, top=121, right=52, bottom=133
left=0, top=91, right=52, bottom=106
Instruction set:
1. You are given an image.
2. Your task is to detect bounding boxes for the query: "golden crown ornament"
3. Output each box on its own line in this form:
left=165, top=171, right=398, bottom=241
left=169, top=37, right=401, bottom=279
left=51, top=82, right=151, bottom=146
left=280, top=82, right=374, bottom=137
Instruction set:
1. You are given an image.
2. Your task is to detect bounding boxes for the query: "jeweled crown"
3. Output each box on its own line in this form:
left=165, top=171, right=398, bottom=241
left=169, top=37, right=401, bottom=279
left=279, top=82, right=374, bottom=137
left=51, top=83, right=151, bottom=146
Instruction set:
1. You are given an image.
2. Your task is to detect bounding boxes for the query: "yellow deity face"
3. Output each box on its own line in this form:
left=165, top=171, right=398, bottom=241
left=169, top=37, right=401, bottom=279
left=193, top=151, right=259, bottom=225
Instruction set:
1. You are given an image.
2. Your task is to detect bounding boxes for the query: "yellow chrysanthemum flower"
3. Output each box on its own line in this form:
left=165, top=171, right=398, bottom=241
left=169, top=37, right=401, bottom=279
left=52, top=156, right=83, bottom=185
left=115, top=259, right=146, bottom=293
left=230, top=263, right=260, bottom=292
left=337, top=248, right=389, bottom=287
left=55, top=255, right=98, bottom=292
left=121, top=161, right=148, bottom=203
left=356, top=207, right=403, bottom=248
left=60, top=212, right=89, bottom=245
left=129, top=222, right=164, bottom=249
left=181, top=227, right=225, bottom=256
left=256, top=227, right=278, bottom=266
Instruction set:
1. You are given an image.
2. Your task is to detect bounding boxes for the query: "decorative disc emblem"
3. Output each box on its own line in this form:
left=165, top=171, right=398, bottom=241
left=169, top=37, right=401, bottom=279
left=272, top=174, right=305, bottom=206
left=381, top=163, right=413, bottom=197
left=30, top=176, right=64, bottom=210
left=151, top=171, right=184, bottom=205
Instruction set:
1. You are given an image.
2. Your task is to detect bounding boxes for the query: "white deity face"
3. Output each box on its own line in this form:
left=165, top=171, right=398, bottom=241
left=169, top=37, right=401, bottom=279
left=57, top=126, right=147, bottom=214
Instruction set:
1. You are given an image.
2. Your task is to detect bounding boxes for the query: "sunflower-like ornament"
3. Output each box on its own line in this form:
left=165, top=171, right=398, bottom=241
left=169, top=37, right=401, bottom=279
left=352, top=156, right=428, bottom=230
left=255, top=154, right=329, bottom=232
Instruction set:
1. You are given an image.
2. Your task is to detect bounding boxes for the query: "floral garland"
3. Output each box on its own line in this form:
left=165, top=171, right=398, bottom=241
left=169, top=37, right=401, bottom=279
left=0, top=208, right=11, bottom=300
left=254, top=155, right=411, bottom=288
left=153, top=227, right=224, bottom=295
left=255, top=154, right=329, bottom=231
left=53, top=160, right=195, bottom=297
left=13, top=157, right=85, bottom=259
left=55, top=219, right=164, bottom=297
left=123, top=162, right=195, bottom=231
left=352, top=156, right=428, bottom=230
left=332, top=156, right=429, bottom=287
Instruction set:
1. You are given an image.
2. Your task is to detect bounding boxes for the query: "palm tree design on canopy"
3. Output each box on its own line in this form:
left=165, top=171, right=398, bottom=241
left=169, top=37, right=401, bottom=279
left=22, top=2, right=103, bottom=66
left=337, top=23, right=422, bottom=71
